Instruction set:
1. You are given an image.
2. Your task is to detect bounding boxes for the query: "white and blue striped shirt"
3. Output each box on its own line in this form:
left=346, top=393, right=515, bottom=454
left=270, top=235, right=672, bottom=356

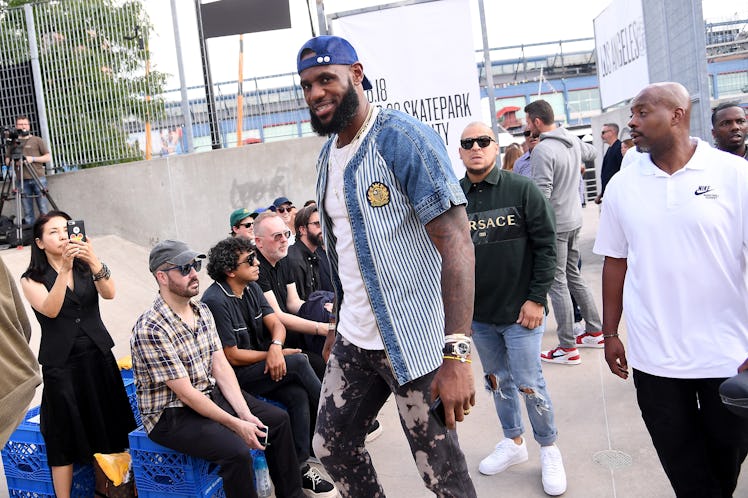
left=316, top=108, right=466, bottom=385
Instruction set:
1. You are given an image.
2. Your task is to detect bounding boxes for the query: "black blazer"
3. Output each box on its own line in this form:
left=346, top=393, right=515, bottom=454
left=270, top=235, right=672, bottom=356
left=34, top=266, right=114, bottom=366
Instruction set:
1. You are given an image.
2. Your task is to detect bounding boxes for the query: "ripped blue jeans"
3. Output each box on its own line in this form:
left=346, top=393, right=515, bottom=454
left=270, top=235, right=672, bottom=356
left=472, top=320, right=558, bottom=446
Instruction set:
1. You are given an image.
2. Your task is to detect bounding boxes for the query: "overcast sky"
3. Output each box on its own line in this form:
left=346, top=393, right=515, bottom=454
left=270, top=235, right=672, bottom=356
left=146, top=0, right=745, bottom=91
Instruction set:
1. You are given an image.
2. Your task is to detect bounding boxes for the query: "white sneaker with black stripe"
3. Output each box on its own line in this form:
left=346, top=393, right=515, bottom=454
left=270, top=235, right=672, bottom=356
left=540, top=346, right=581, bottom=365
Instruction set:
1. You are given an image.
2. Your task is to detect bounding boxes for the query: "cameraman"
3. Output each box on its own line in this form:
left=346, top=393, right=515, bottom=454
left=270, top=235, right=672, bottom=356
left=4, top=116, right=51, bottom=225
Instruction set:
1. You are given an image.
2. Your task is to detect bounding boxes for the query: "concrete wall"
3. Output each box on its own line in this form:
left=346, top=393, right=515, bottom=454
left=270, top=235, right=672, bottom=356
left=2, top=135, right=327, bottom=253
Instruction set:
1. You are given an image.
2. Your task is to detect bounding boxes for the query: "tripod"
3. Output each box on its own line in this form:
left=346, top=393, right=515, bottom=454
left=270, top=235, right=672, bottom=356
left=0, top=152, right=58, bottom=246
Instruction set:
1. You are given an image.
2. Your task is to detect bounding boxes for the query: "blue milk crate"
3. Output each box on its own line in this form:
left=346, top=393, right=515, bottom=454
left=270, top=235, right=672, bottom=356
left=7, top=464, right=94, bottom=498
left=2, top=407, right=47, bottom=482
left=120, top=367, right=134, bottom=382
left=128, top=426, right=224, bottom=498
left=2, top=406, right=95, bottom=498
left=122, top=377, right=142, bottom=427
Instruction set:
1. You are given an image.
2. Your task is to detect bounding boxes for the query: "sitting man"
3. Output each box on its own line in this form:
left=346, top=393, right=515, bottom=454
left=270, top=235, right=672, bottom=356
left=253, top=211, right=328, bottom=379
left=270, top=196, right=297, bottom=244
left=201, top=237, right=335, bottom=498
left=286, top=205, right=332, bottom=301
left=229, top=208, right=255, bottom=242
left=130, top=240, right=305, bottom=498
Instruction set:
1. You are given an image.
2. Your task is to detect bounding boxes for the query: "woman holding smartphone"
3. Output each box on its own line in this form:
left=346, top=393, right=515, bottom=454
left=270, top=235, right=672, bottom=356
left=20, top=210, right=135, bottom=498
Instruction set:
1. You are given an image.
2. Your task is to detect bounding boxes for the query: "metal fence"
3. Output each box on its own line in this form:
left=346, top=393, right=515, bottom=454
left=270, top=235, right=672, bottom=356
left=0, top=1, right=745, bottom=171
left=0, top=0, right=317, bottom=171
left=0, top=1, right=165, bottom=170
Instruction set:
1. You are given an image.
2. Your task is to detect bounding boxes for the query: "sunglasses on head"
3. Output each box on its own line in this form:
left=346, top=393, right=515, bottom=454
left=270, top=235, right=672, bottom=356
left=237, top=222, right=254, bottom=229
left=460, top=136, right=495, bottom=150
left=161, top=260, right=202, bottom=276
left=276, top=206, right=294, bottom=214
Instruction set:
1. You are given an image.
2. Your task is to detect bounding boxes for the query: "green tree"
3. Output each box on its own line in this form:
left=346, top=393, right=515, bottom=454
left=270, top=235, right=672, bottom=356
left=0, top=0, right=167, bottom=168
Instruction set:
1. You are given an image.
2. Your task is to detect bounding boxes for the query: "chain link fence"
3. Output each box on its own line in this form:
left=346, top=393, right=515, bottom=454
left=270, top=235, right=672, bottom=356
left=0, top=0, right=316, bottom=171
left=0, top=1, right=744, bottom=171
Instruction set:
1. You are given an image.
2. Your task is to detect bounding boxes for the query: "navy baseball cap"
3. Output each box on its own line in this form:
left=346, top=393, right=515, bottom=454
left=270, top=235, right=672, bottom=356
left=297, top=35, right=372, bottom=91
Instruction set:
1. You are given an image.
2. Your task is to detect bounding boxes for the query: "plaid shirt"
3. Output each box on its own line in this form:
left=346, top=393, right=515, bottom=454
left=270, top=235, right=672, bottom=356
left=130, top=294, right=222, bottom=432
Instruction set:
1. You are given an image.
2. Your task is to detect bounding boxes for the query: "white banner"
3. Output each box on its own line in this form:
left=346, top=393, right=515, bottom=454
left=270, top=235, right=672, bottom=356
left=594, top=0, right=649, bottom=109
left=331, top=0, right=482, bottom=176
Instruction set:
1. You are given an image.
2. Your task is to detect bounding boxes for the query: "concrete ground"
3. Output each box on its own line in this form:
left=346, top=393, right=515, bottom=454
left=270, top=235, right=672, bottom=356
left=1, top=204, right=747, bottom=497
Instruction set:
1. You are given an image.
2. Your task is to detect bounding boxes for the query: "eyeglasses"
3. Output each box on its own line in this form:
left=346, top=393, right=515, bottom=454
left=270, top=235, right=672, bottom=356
left=161, top=260, right=202, bottom=276
left=237, top=222, right=254, bottom=229
left=267, top=230, right=291, bottom=242
left=238, top=253, right=256, bottom=266
left=460, top=136, right=495, bottom=150
left=523, top=130, right=532, bottom=137
left=306, top=221, right=321, bottom=227
left=276, top=206, right=294, bottom=214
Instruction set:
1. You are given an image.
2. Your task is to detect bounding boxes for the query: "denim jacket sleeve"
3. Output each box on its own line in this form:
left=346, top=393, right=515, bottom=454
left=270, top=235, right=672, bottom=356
left=375, top=111, right=466, bottom=225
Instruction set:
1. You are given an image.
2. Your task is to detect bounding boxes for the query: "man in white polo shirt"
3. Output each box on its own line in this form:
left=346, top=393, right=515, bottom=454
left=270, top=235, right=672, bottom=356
left=594, top=82, right=748, bottom=498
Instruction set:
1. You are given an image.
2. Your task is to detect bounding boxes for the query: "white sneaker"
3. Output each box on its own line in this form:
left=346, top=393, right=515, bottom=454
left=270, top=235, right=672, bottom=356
left=365, top=419, right=383, bottom=443
left=479, top=438, right=528, bottom=475
left=540, top=444, right=567, bottom=496
left=540, top=346, right=581, bottom=365
left=575, top=331, right=604, bottom=349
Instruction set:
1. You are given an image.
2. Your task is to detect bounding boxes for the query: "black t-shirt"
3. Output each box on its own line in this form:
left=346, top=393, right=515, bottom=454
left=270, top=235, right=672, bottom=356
left=287, top=240, right=322, bottom=301
left=257, top=252, right=294, bottom=314
left=201, top=281, right=274, bottom=351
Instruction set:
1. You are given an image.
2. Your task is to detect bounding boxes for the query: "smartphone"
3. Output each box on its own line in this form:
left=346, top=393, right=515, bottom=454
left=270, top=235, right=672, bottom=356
left=67, top=220, right=86, bottom=242
left=429, top=397, right=446, bottom=427
left=259, top=426, right=269, bottom=447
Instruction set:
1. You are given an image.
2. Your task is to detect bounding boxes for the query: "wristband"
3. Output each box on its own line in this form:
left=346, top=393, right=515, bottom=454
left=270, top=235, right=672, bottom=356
left=93, top=263, right=110, bottom=281
left=270, top=340, right=283, bottom=347
left=603, top=333, right=619, bottom=339
left=444, top=333, right=471, bottom=343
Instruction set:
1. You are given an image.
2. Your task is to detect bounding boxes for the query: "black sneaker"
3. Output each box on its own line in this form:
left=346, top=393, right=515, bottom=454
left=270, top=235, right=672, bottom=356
left=301, top=464, right=337, bottom=497
left=365, top=419, right=383, bottom=443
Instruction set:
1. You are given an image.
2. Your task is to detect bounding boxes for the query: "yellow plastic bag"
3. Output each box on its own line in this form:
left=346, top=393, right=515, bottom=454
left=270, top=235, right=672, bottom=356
left=93, top=451, right=135, bottom=497
left=117, top=355, right=132, bottom=371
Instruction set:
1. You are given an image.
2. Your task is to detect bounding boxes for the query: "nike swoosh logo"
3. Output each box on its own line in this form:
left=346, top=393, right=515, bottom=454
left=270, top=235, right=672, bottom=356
left=694, top=187, right=713, bottom=195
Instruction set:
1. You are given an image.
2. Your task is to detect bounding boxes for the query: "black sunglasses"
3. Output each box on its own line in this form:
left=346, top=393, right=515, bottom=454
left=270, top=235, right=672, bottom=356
left=237, top=222, right=254, bottom=229
left=460, top=136, right=495, bottom=150
left=276, top=206, right=294, bottom=214
left=161, top=260, right=202, bottom=276
left=238, top=253, right=257, bottom=266
left=523, top=130, right=532, bottom=137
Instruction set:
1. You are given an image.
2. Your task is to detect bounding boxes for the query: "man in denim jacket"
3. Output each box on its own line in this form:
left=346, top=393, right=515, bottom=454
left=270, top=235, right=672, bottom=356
left=297, top=35, right=477, bottom=497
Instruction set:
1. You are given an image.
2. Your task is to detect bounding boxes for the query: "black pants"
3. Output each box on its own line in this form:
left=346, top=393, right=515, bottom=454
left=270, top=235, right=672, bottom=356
left=148, top=387, right=304, bottom=498
left=634, top=369, right=748, bottom=498
left=234, top=353, right=321, bottom=462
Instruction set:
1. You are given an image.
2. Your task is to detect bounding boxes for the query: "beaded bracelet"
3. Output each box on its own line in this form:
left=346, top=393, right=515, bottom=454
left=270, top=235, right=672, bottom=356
left=93, top=262, right=110, bottom=281
left=603, top=332, right=619, bottom=339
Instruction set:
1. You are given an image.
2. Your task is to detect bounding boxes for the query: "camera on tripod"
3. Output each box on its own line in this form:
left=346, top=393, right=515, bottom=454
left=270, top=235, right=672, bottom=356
left=3, top=126, right=30, bottom=161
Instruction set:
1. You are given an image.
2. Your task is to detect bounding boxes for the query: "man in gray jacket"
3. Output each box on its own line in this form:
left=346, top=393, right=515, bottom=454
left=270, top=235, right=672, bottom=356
left=525, top=100, right=603, bottom=365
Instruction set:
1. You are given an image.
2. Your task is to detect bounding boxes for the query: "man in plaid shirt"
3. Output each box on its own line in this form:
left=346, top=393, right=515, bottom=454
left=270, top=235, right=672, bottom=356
left=130, top=240, right=310, bottom=498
